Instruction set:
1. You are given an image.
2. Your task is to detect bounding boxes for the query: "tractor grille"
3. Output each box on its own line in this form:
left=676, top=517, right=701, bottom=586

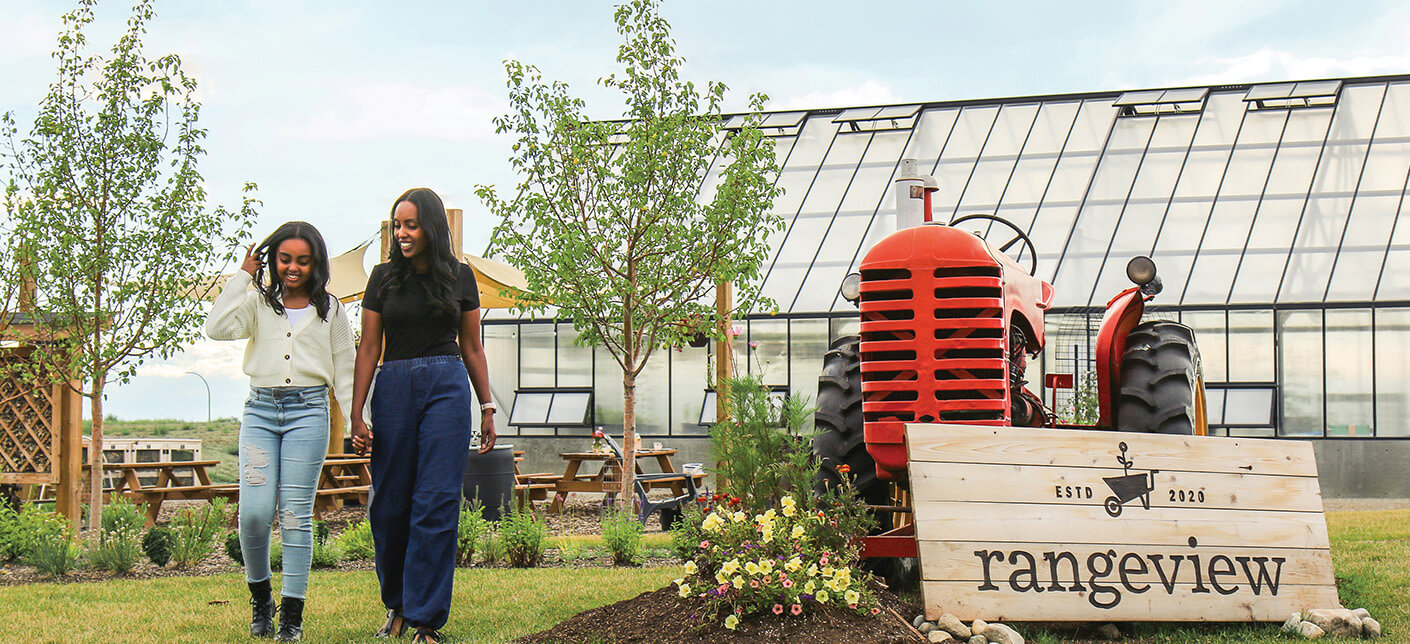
left=859, top=266, right=1009, bottom=427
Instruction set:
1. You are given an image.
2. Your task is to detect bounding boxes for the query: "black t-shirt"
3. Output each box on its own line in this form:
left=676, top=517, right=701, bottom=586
left=363, top=262, right=480, bottom=361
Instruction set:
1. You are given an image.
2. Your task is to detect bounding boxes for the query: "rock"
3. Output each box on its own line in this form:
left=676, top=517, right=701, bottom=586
left=1298, top=621, right=1325, bottom=639
left=1282, top=613, right=1303, bottom=634
left=919, top=622, right=935, bottom=634
left=937, top=614, right=972, bottom=639
left=983, top=622, right=1025, bottom=644
left=914, top=614, right=927, bottom=628
left=1351, top=607, right=1371, bottom=621
left=1363, top=617, right=1381, bottom=639
left=1305, top=608, right=1362, bottom=638
left=928, top=631, right=955, bottom=643
left=968, top=636, right=986, bottom=644
left=971, top=619, right=988, bottom=638
left=1096, top=623, right=1122, bottom=640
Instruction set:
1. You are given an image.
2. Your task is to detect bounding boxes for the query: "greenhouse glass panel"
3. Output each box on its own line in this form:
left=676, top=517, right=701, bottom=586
left=1323, top=84, right=1387, bottom=144
left=593, top=344, right=625, bottom=434
left=1023, top=101, right=1081, bottom=155
left=670, top=344, right=709, bottom=435
left=1153, top=199, right=1215, bottom=254
left=1262, top=144, right=1322, bottom=197
left=1234, top=109, right=1289, bottom=148
left=1280, top=108, right=1334, bottom=145
left=760, top=264, right=809, bottom=314
left=634, top=346, right=670, bottom=436
left=1147, top=113, right=1199, bottom=150
left=1374, top=309, right=1410, bottom=436
left=1324, top=309, right=1373, bottom=436
left=1001, top=155, right=1061, bottom=207
left=767, top=134, right=870, bottom=309
left=1224, top=389, right=1275, bottom=425
left=484, top=323, right=519, bottom=434
left=1357, top=141, right=1410, bottom=193
left=1031, top=204, right=1081, bottom=284
left=747, top=319, right=790, bottom=387
left=1090, top=200, right=1170, bottom=300
left=1172, top=148, right=1235, bottom=199
left=1374, top=83, right=1410, bottom=138
left=1326, top=194, right=1402, bottom=300
left=1180, top=310, right=1227, bottom=382
left=1105, top=116, right=1157, bottom=153
left=1229, top=198, right=1304, bottom=303
left=788, top=318, right=829, bottom=429
left=1227, top=310, right=1275, bottom=382
left=1281, top=195, right=1354, bottom=302
left=1038, top=151, right=1100, bottom=205
left=557, top=323, right=593, bottom=386
left=931, top=106, right=1000, bottom=215
left=1183, top=200, right=1258, bottom=304
left=1219, top=146, right=1279, bottom=197
left=1065, top=100, right=1118, bottom=153
left=1147, top=250, right=1197, bottom=302
left=1053, top=202, right=1124, bottom=306
left=1205, top=388, right=1226, bottom=426
left=1310, top=144, right=1371, bottom=196
left=1375, top=197, right=1410, bottom=300
left=520, top=323, right=556, bottom=387
left=1190, top=92, right=1248, bottom=148
left=901, top=108, right=960, bottom=168
left=1278, top=310, right=1324, bottom=436
left=983, top=103, right=1039, bottom=156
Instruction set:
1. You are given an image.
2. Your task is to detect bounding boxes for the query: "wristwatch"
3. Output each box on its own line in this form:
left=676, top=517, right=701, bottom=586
left=480, top=402, right=497, bottom=413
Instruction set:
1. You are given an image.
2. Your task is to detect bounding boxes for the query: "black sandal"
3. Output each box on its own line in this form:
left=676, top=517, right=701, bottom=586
left=374, top=609, right=406, bottom=638
left=411, top=627, right=442, bottom=643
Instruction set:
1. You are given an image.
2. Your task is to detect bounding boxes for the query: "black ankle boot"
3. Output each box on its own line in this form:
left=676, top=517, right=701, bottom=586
left=248, top=580, right=277, bottom=638
left=275, top=596, right=304, bottom=641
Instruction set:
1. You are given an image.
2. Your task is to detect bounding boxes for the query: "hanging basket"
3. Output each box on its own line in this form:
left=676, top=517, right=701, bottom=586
left=687, top=332, right=710, bottom=348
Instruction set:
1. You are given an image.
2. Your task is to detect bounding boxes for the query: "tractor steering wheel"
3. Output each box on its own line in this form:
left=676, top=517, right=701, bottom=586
left=948, top=213, right=1039, bottom=276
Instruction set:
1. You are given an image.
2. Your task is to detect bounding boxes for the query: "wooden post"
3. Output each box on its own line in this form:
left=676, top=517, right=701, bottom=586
left=714, top=281, right=733, bottom=423
left=446, top=208, right=463, bottom=258
left=379, top=220, right=392, bottom=263
left=53, top=380, right=82, bottom=526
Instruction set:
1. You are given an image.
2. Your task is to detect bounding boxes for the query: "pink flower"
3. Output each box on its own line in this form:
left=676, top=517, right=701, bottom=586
left=782, top=579, right=793, bottom=588
left=717, top=584, right=729, bottom=593
left=750, top=580, right=760, bottom=589
left=728, top=325, right=743, bottom=337
left=748, top=340, right=759, bottom=349
left=848, top=603, right=857, bottom=610
left=870, top=607, right=881, bottom=615
left=819, top=555, right=829, bottom=565
left=791, top=604, right=803, bottom=616
left=699, top=540, right=710, bottom=549
left=772, top=604, right=784, bottom=615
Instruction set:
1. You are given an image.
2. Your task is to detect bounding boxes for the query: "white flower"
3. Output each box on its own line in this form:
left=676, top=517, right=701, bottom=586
left=683, top=561, right=697, bottom=575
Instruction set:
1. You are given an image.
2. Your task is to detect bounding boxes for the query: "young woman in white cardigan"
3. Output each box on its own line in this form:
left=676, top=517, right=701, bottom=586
left=207, top=222, right=354, bottom=642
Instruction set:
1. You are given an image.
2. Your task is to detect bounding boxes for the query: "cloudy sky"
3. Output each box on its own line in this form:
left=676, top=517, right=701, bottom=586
left=3, top=0, right=1409, bottom=421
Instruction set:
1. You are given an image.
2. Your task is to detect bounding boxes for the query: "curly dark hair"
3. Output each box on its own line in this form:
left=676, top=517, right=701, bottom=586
left=386, top=187, right=460, bottom=316
left=251, top=221, right=333, bottom=320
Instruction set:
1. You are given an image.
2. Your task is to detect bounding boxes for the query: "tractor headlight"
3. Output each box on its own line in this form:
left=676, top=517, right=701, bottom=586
left=840, top=272, right=862, bottom=303
left=1126, top=256, right=1157, bottom=286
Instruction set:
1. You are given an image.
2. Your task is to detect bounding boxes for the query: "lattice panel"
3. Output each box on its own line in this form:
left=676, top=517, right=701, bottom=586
left=0, top=351, right=55, bottom=476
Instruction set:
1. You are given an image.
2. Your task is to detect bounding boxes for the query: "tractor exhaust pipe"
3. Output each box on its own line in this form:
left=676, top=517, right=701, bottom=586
left=894, top=158, right=939, bottom=230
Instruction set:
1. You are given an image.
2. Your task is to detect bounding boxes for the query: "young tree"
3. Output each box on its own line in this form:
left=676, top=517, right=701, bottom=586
left=477, top=0, right=783, bottom=505
left=2, top=0, right=257, bottom=534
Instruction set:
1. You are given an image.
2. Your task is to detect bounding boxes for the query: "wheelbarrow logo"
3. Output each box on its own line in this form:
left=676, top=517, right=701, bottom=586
left=1102, top=442, right=1158, bottom=518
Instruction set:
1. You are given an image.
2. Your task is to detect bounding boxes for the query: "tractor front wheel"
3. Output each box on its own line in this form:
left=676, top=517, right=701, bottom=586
left=812, top=336, right=890, bottom=514
left=1117, top=320, right=1208, bottom=436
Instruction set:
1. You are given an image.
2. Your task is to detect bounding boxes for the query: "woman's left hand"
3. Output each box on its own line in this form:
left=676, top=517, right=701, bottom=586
left=478, top=411, right=497, bottom=454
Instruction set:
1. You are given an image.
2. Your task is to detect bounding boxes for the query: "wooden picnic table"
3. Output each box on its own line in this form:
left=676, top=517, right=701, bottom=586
left=315, top=454, right=372, bottom=517
left=85, top=460, right=237, bottom=526
left=546, top=448, right=704, bottom=513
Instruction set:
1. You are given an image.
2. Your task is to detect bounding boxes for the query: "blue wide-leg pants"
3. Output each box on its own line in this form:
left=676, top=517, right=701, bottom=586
left=369, top=355, right=472, bottom=631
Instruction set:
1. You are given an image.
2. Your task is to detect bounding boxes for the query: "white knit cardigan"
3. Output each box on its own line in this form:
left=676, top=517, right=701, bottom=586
left=205, top=271, right=355, bottom=416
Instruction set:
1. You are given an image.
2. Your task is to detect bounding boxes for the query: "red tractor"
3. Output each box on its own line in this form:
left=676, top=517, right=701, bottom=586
left=813, top=159, right=1208, bottom=561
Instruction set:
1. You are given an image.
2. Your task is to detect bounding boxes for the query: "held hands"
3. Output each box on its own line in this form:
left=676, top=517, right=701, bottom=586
left=241, top=244, right=263, bottom=277
left=351, top=416, right=373, bottom=456
left=477, top=411, right=497, bottom=454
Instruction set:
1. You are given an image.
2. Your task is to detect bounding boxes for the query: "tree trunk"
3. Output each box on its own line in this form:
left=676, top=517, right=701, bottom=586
left=620, top=368, right=636, bottom=511
left=87, top=374, right=105, bottom=538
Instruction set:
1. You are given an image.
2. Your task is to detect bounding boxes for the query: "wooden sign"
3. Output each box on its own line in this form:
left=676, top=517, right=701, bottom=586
left=905, top=425, right=1340, bottom=622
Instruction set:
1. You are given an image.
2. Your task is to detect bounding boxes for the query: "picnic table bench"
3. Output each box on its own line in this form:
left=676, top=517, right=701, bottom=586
left=314, top=454, right=372, bottom=518
left=84, top=460, right=237, bottom=526
left=546, top=447, right=706, bottom=518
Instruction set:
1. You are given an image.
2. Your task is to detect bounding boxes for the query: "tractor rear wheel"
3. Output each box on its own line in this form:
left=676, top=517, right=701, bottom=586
left=1117, top=320, right=1208, bottom=435
left=812, top=336, right=889, bottom=514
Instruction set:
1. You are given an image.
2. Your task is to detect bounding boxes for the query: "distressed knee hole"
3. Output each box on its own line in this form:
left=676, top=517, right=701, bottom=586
left=242, top=444, right=270, bottom=486
left=281, top=508, right=307, bottom=531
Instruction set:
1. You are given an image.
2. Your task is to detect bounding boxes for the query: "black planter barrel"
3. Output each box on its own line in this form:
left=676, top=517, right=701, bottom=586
left=462, top=444, right=515, bottom=520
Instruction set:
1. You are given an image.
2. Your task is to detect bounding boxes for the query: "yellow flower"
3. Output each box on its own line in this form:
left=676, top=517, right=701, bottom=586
left=816, top=590, right=830, bottom=603
left=732, top=511, right=746, bottom=523
left=761, top=528, right=773, bottom=543
left=845, top=589, right=861, bottom=605
left=721, top=559, right=740, bottom=576
left=732, top=576, right=744, bottom=589
left=807, top=564, right=819, bottom=577
left=744, top=561, right=761, bottom=576
left=683, top=561, right=697, bottom=575
left=791, top=525, right=805, bottom=539
left=679, top=583, right=693, bottom=598
left=724, top=615, right=739, bottom=630
left=716, top=571, right=728, bottom=585
left=782, top=504, right=796, bottom=517
left=781, top=494, right=796, bottom=507
left=702, top=513, right=725, bottom=532
left=785, top=557, right=802, bottom=572
left=762, top=508, right=777, bottom=521
left=761, top=559, right=775, bottom=573
left=804, top=580, right=816, bottom=594
left=822, top=565, right=835, bottom=578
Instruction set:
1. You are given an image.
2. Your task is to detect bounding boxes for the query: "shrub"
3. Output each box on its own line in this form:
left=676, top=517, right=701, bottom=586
left=223, top=531, right=243, bottom=565
left=457, top=499, right=492, bottom=565
left=311, top=540, right=341, bottom=569
left=602, top=508, right=643, bottom=566
left=708, top=375, right=816, bottom=513
left=27, top=527, right=81, bottom=578
left=674, top=493, right=879, bottom=629
left=170, top=499, right=229, bottom=568
left=477, top=525, right=505, bottom=565
left=87, top=498, right=145, bottom=573
left=337, top=519, right=375, bottom=561
left=500, top=502, right=546, bottom=568
left=0, top=504, right=67, bottom=562
left=313, top=519, right=330, bottom=546
left=670, top=502, right=706, bottom=562
left=142, top=526, right=175, bottom=567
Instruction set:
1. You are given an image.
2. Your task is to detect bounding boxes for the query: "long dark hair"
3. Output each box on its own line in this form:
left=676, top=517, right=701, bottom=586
left=252, top=221, right=333, bottom=320
left=386, top=187, right=460, bottom=316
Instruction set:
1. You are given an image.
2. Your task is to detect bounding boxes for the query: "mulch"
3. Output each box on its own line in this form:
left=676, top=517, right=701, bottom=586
left=515, top=582, right=925, bottom=644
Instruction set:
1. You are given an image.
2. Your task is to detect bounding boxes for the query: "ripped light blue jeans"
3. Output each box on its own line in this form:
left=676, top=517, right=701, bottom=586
left=239, top=386, right=329, bottom=599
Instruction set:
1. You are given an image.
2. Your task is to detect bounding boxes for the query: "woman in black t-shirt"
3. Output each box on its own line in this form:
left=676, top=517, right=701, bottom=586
left=350, top=187, right=497, bottom=644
